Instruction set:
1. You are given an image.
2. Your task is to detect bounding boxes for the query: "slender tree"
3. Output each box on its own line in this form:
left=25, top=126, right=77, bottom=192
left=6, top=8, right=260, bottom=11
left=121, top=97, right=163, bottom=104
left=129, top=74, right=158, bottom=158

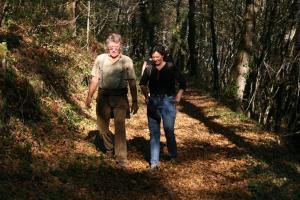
left=86, top=1, right=90, bottom=50
left=0, top=0, right=7, bottom=27
left=231, top=0, right=259, bottom=112
left=65, top=0, right=77, bottom=37
left=188, top=0, right=197, bottom=75
left=209, top=0, right=219, bottom=94
left=296, top=0, right=300, bottom=52
left=176, top=0, right=181, bottom=24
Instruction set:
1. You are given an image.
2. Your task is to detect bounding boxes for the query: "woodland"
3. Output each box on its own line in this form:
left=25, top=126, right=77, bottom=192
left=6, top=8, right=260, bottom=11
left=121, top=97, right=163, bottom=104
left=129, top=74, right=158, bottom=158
left=0, top=0, right=299, bottom=199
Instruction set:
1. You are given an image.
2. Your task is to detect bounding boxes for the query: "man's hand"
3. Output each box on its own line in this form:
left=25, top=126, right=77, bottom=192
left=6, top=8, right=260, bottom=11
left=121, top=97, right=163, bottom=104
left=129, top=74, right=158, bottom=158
left=131, top=102, right=139, bottom=114
left=85, top=96, right=93, bottom=108
left=85, top=76, right=99, bottom=109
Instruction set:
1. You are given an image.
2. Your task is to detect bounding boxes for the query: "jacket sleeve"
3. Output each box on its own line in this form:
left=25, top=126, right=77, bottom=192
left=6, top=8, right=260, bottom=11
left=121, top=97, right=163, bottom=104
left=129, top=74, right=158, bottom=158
left=139, top=66, right=150, bottom=86
left=172, top=63, right=186, bottom=90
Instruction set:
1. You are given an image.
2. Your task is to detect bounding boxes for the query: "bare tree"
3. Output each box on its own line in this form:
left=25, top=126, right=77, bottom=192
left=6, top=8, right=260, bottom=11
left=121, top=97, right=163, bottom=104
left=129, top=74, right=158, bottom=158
left=65, top=0, right=77, bottom=37
left=86, top=1, right=90, bottom=51
left=295, top=0, right=300, bottom=52
left=231, top=0, right=260, bottom=112
left=209, top=0, right=219, bottom=94
left=176, top=0, right=181, bottom=24
left=188, top=0, right=197, bottom=75
left=0, top=0, right=7, bottom=27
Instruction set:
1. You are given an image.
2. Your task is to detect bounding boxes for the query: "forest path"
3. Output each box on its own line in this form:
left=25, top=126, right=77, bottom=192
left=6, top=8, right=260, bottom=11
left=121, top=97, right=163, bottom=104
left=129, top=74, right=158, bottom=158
left=77, top=88, right=299, bottom=199
left=9, top=87, right=297, bottom=199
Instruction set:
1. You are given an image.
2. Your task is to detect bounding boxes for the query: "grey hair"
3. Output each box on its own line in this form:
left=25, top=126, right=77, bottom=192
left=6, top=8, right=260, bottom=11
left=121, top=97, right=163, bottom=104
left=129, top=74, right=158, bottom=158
left=106, top=33, right=122, bottom=46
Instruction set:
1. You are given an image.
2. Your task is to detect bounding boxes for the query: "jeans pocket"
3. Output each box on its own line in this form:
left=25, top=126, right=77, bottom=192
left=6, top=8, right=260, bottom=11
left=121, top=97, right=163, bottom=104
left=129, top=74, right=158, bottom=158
left=166, top=96, right=175, bottom=105
left=147, top=102, right=160, bottom=121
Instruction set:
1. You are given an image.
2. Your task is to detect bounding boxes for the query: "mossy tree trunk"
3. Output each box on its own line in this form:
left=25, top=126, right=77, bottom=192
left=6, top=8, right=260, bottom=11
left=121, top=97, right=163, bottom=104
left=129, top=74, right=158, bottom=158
left=231, top=0, right=259, bottom=112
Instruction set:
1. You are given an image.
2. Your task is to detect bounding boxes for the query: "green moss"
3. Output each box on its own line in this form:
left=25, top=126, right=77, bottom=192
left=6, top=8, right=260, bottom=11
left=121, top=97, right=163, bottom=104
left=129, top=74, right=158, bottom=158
left=0, top=42, right=8, bottom=59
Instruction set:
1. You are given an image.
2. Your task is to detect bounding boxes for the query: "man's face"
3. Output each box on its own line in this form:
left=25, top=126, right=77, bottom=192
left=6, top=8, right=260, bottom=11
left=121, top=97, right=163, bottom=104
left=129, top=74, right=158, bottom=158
left=107, top=42, right=121, bottom=58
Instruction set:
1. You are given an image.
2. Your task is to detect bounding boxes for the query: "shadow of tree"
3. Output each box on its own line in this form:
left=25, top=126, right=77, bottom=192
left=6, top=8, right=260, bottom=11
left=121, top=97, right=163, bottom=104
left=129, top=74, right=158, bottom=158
left=178, top=140, right=244, bottom=164
left=0, top=32, right=22, bottom=50
left=128, top=136, right=151, bottom=162
left=1, top=40, right=98, bottom=138
left=0, top=29, right=175, bottom=200
left=178, top=90, right=300, bottom=198
left=0, top=66, right=41, bottom=123
left=0, top=153, right=171, bottom=200
left=85, top=132, right=167, bottom=165
left=14, top=45, right=93, bottom=121
left=85, top=130, right=107, bottom=153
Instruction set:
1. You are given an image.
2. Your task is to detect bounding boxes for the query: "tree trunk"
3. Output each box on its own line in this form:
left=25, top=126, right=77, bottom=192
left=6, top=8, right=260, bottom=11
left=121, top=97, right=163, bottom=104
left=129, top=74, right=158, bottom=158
left=232, top=0, right=258, bottom=112
left=176, top=0, right=181, bottom=24
left=0, top=42, right=6, bottom=129
left=295, top=0, right=300, bottom=52
left=188, top=0, right=197, bottom=75
left=66, top=0, right=77, bottom=37
left=0, top=0, right=7, bottom=27
left=292, top=0, right=300, bottom=130
left=209, top=0, right=219, bottom=94
left=86, top=1, right=90, bottom=51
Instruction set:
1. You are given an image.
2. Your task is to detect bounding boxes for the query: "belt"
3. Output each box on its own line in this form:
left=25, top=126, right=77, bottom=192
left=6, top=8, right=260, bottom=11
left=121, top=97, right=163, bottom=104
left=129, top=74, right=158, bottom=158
left=150, top=94, right=172, bottom=97
left=99, top=88, right=128, bottom=96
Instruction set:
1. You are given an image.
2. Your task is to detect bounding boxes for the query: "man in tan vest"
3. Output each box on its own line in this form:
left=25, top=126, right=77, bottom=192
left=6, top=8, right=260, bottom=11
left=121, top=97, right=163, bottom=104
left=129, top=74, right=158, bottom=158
left=86, top=33, right=138, bottom=168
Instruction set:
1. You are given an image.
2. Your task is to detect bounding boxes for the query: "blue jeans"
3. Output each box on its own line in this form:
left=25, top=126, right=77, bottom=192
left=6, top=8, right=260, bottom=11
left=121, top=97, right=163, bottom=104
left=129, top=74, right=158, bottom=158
left=147, top=95, right=177, bottom=166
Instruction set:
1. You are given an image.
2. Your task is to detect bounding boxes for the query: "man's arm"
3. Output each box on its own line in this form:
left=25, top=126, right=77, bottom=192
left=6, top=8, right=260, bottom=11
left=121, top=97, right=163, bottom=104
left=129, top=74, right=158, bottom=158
left=128, top=79, right=138, bottom=114
left=85, top=76, right=99, bottom=108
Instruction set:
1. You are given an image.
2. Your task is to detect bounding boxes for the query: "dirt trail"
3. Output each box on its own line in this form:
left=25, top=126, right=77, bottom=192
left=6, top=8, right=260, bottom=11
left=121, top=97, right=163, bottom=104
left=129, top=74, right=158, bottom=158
left=4, top=88, right=298, bottom=200
left=123, top=89, right=254, bottom=199
left=76, top=88, right=298, bottom=199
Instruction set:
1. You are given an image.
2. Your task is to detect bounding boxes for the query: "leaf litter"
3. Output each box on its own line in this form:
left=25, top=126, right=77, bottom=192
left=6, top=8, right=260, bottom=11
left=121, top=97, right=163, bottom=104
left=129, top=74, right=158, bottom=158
left=1, top=87, right=299, bottom=199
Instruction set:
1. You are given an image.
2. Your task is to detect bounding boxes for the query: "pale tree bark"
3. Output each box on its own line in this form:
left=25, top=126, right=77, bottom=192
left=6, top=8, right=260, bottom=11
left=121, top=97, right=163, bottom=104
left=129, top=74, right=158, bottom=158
left=86, top=1, right=90, bottom=51
left=65, top=0, right=77, bottom=37
left=231, top=0, right=260, bottom=112
left=0, top=42, right=7, bottom=129
left=0, top=0, right=7, bottom=27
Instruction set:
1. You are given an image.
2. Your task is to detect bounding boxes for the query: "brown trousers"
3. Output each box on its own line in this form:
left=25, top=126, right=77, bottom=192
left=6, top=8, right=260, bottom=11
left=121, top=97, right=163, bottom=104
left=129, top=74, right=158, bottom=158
left=96, top=94, right=129, bottom=163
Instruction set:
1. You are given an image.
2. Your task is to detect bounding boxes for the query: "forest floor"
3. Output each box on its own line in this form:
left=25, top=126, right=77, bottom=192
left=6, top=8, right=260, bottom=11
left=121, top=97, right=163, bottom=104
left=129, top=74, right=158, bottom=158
left=3, top=86, right=300, bottom=199
left=1, top=26, right=299, bottom=199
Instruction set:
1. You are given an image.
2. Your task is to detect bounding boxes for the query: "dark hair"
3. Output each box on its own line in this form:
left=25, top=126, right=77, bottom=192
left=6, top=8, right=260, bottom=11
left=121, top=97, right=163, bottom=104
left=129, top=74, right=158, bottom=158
left=150, top=44, right=167, bottom=59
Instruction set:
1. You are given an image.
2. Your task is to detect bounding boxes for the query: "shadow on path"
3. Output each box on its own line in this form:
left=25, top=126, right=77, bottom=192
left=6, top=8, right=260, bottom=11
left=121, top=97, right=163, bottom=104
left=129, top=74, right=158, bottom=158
left=179, top=90, right=300, bottom=182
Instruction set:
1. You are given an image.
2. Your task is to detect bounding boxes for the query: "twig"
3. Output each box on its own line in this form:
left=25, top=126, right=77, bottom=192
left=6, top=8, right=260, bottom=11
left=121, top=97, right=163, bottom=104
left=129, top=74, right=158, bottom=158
left=282, top=131, right=300, bottom=137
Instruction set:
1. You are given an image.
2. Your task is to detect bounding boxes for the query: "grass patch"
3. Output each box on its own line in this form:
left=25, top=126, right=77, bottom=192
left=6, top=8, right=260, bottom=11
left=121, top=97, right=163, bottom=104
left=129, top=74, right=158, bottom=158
left=243, top=161, right=300, bottom=200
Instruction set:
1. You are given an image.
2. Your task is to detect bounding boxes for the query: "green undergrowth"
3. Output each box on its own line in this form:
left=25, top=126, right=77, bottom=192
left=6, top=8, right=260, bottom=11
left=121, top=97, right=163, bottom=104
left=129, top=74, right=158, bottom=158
left=243, top=160, right=300, bottom=200
left=0, top=21, right=153, bottom=199
left=0, top=23, right=105, bottom=197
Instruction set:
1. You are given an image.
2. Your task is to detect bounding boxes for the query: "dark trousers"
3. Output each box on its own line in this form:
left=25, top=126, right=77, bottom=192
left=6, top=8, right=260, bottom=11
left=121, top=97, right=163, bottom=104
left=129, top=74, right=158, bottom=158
left=96, top=94, right=129, bottom=163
